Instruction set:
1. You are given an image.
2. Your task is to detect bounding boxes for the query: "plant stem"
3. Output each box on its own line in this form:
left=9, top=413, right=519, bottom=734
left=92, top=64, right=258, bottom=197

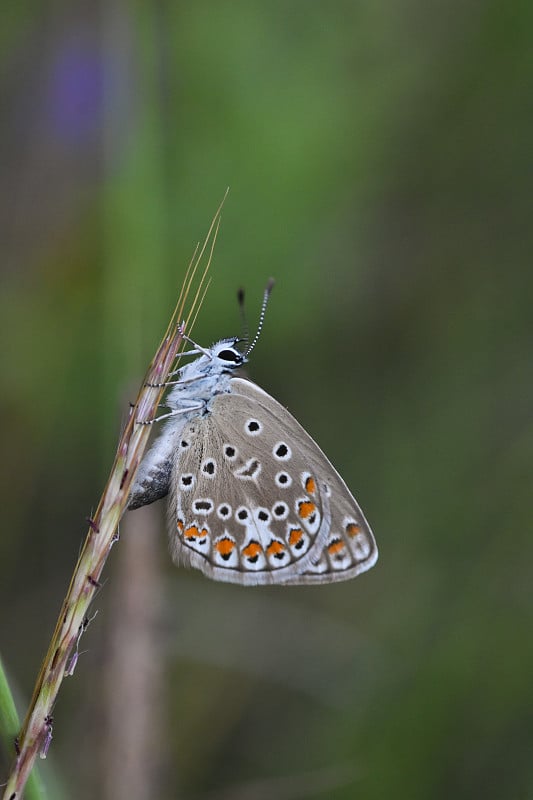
left=2, top=326, right=182, bottom=800
left=1, top=198, right=224, bottom=799
left=0, top=656, right=46, bottom=800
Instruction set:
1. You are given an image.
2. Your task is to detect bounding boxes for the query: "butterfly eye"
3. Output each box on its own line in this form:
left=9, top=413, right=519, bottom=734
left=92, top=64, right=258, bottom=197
left=217, top=349, right=242, bottom=363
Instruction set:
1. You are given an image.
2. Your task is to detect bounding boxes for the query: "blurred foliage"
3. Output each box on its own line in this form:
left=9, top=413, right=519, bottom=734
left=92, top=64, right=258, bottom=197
left=0, top=1, right=531, bottom=799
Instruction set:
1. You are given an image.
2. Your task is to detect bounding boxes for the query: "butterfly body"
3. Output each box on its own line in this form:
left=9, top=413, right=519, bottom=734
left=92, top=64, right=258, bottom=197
left=129, top=338, right=377, bottom=585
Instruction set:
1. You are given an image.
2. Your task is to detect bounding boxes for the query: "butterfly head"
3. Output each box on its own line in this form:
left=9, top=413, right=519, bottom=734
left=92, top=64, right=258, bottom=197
left=209, top=338, right=247, bottom=371
left=176, top=337, right=246, bottom=387
left=172, top=281, right=274, bottom=389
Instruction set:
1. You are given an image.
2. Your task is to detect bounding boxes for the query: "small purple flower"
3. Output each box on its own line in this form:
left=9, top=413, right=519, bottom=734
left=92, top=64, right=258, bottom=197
left=47, top=34, right=104, bottom=144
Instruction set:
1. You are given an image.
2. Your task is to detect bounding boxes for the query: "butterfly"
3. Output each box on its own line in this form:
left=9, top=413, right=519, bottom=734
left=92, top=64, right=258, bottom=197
left=128, top=285, right=377, bottom=585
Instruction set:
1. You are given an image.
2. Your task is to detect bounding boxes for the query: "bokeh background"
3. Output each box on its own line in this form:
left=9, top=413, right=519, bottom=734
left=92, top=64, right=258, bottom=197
left=1, top=3, right=531, bottom=799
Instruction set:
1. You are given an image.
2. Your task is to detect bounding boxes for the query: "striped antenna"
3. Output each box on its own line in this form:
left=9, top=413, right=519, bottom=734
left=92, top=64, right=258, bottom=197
left=237, top=287, right=249, bottom=346
left=244, top=278, right=275, bottom=357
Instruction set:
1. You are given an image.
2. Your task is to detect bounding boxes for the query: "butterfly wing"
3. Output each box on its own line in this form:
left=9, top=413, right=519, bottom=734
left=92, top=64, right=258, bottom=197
left=168, top=376, right=377, bottom=585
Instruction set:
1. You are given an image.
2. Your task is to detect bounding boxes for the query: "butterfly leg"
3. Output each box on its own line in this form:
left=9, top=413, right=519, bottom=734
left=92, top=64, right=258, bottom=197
left=137, top=405, right=203, bottom=425
left=146, top=350, right=210, bottom=388
left=175, top=324, right=213, bottom=359
left=146, top=373, right=208, bottom=389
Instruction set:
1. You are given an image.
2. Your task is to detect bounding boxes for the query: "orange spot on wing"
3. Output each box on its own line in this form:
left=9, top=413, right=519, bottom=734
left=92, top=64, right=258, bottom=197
left=305, top=476, right=316, bottom=495
left=243, top=542, right=262, bottom=558
left=184, top=525, right=208, bottom=540
left=298, top=501, right=316, bottom=519
left=266, top=540, right=286, bottom=557
left=289, top=528, right=303, bottom=545
left=177, top=519, right=184, bottom=532
left=346, top=523, right=361, bottom=537
left=215, top=538, right=234, bottom=555
left=328, top=539, right=345, bottom=555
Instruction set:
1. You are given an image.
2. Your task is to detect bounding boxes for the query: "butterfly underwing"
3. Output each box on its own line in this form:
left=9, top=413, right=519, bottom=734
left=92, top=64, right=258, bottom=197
left=128, top=328, right=378, bottom=586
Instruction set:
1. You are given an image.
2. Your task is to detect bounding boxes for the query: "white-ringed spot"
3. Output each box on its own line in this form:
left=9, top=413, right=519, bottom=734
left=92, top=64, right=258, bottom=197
left=193, top=498, right=214, bottom=515
left=245, top=418, right=263, bottom=436
left=254, top=507, right=271, bottom=524
left=273, top=442, right=292, bottom=461
left=223, top=444, right=238, bottom=461
left=235, top=506, right=250, bottom=524
left=275, top=471, right=292, bottom=488
left=272, top=501, right=289, bottom=520
left=201, top=459, right=216, bottom=477
left=217, top=503, right=232, bottom=520
left=180, top=473, right=195, bottom=491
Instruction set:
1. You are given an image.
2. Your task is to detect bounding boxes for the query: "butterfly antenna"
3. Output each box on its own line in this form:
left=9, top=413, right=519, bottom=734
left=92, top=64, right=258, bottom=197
left=237, top=287, right=249, bottom=346
left=244, top=278, right=275, bottom=357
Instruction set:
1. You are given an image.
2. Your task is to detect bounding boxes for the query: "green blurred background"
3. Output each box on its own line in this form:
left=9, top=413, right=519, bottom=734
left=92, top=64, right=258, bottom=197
left=1, top=3, right=531, bottom=799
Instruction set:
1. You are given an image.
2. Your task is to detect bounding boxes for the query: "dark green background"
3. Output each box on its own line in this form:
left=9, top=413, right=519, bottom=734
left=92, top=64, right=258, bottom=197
left=1, top=3, right=531, bottom=798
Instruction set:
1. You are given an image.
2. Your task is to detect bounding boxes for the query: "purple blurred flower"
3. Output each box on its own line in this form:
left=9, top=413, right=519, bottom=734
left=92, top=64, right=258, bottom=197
left=48, top=34, right=104, bottom=144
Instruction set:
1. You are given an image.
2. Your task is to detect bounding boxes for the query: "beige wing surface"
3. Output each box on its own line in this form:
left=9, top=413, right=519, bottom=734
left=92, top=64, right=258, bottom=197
left=168, top=377, right=377, bottom=585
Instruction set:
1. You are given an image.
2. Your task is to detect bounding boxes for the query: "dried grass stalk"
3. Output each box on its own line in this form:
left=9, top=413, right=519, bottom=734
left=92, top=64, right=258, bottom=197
left=2, top=199, right=225, bottom=800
